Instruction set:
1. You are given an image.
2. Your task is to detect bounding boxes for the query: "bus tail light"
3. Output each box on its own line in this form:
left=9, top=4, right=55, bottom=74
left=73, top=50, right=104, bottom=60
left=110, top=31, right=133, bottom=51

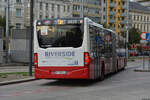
left=34, top=53, right=38, bottom=68
left=84, top=52, right=90, bottom=66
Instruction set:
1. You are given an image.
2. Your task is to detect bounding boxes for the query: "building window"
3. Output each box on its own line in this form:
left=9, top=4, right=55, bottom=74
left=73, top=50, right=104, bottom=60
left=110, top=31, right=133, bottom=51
left=46, top=3, right=48, bottom=10
left=134, top=15, right=136, bottom=20
left=16, top=0, right=21, bottom=3
left=52, top=4, right=54, bottom=11
left=144, top=16, right=146, bottom=21
left=16, top=8, right=21, bottom=17
left=57, top=5, right=60, bottom=12
left=67, top=5, right=70, bottom=12
left=137, top=16, right=139, bottom=21
left=40, top=2, right=42, bottom=10
left=64, top=5, right=66, bottom=12
left=16, top=23, right=21, bottom=29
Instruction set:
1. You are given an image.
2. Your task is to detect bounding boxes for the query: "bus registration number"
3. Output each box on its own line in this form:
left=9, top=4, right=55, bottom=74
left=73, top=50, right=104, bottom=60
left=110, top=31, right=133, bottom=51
left=54, top=71, right=67, bottom=75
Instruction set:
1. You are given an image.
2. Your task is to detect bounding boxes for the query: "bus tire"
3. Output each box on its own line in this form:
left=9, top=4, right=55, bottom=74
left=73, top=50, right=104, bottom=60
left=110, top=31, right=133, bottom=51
left=116, top=61, right=119, bottom=73
left=122, top=59, right=126, bottom=70
left=100, top=62, right=105, bottom=81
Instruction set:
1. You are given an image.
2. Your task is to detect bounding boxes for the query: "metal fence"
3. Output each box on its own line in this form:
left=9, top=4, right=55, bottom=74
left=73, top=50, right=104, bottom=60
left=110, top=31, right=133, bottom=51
left=10, top=29, right=31, bottom=63
left=0, top=27, right=3, bottom=63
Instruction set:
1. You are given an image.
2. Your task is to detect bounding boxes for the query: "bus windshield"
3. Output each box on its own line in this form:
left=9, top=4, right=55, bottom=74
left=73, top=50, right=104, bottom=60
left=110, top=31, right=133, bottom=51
left=36, top=24, right=83, bottom=48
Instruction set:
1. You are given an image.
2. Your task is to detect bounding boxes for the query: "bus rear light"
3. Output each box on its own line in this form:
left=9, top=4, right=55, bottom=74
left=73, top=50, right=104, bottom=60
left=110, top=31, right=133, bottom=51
left=34, top=53, right=38, bottom=67
left=84, top=52, right=90, bottom=66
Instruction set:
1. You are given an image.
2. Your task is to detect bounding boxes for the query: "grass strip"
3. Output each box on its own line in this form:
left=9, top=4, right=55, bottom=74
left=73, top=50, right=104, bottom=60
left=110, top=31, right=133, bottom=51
left=0, top=72, right=34, bottom=78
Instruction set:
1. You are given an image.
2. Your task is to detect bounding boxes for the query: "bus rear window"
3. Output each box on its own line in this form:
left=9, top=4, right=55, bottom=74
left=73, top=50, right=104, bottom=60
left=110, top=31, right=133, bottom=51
left=36, top=24, right=83, bottom=48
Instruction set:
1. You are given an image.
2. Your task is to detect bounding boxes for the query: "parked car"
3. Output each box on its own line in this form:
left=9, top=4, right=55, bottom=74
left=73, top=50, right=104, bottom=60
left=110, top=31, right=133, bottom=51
left=129, top=50, right=137, bottom=56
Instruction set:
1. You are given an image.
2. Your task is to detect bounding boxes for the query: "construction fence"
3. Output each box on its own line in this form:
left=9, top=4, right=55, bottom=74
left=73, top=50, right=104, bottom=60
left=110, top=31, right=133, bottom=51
left=0, top=27, right=3, bottom=63
left=10, top=29, right=31, bottom=63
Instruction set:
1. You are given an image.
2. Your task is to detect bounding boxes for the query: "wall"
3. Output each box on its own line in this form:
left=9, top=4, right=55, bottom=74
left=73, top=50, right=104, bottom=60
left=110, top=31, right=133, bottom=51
left=0, top=28, right=3, bottom=63
left=10, top=29, right=31, bottom=63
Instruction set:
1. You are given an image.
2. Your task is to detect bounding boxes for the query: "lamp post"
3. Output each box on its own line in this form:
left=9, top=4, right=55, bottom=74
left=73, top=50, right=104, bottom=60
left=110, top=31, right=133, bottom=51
left=126, top=0, right=129, bottom=60
left=5, top=0, right=10, bottom=63
left=80, top=0, right=83, bottom=17
left=29, top=0, right=34, bottom=76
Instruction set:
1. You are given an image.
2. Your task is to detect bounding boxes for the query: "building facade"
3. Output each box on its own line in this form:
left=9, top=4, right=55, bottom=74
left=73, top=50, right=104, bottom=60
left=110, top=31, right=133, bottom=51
left=0, top=0, right=7, bottom=17
left=0, top=0, right=26, bottom=29
left=129, top=2, right=150, bottom=33
left=72, top=0, right=101, bottom=22
left=136, top=0, right=150, bottom=10
left=24, top=0, right=73, bottom=28
left=0, top=0, right=72, bottom=29
left=25, top=0, right=73, bottom=27
left=101, top=0, right=127, bottom=34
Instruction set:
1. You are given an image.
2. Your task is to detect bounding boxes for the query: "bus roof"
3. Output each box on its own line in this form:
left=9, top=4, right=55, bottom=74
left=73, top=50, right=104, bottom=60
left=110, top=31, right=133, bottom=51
left=36, top=17, right=84, bottom=22
left=85, top=17, right=103, bottom=29
left=35, top=17, right=104, bottom=29
left=106, top=29, right=116, bottom=34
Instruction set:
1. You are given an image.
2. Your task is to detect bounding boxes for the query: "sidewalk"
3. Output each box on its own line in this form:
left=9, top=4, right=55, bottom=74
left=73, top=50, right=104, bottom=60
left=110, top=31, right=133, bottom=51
left=0, top=64, right=35, bottom=85
left=0, top=65, right=34, bottom=73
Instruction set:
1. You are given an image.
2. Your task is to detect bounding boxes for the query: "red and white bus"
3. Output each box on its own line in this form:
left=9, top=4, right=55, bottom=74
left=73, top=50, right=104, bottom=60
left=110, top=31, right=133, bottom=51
left=34, top=17, right=126, bottom=80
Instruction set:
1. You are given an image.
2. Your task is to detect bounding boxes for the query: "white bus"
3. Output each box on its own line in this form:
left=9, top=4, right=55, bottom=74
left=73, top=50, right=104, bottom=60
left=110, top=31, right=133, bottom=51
left=34, top=17, right=126, bottom=80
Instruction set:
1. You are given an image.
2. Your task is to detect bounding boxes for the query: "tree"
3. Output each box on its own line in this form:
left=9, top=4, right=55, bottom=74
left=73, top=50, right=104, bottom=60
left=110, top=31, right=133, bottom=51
left=129, top=27, right=141, bottom=45
left=0, top=16, right=6, bottom=34
left=0, top=16, right=14, bottom=33
left=0, top=16, right=6, bottom=28
left=120, top=31, right=126, bottom=38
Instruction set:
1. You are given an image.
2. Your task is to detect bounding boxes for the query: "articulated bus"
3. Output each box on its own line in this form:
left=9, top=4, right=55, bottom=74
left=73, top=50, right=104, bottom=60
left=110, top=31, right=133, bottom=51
left=34, top=17, right=126, bottom=80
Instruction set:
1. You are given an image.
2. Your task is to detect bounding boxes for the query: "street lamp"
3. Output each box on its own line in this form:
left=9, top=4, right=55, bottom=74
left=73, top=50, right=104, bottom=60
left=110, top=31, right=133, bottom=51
left=80, top=0, right=84, bottom=17
left=126, top=0, right=129, bottom=60
left=29, top=0, right=34, bottom=76
left=5, top=0, right=10, bottom=63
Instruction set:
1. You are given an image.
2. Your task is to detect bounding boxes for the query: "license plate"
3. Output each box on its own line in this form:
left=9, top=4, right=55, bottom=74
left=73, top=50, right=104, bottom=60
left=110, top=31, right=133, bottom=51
left=54, top=71, right=67, bottom=75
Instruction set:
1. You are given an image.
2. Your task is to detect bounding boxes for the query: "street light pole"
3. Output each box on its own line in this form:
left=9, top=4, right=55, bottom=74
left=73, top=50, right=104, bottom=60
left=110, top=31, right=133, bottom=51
left=80, top=0, right=83, bottom=17
left=126, top=0, right=129, bottom=60
left=29, top=0, right=34, bottom=76
left=5, top=0, right=10, bottom=63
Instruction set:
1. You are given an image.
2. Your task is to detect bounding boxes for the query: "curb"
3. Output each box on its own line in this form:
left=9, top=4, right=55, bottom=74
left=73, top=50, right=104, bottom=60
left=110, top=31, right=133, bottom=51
left=134, top=69, right=150, bottom=72
left=0, top=77, right=36, bottom=86
left=0, top=64, right=29, bottom=67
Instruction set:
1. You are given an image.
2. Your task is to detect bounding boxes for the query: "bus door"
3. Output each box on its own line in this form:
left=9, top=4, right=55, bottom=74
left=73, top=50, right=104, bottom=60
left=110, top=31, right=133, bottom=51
left=104, top=31, right=113, bottom=74
left=112, top=33, right=117, bottom=72
left=89, top=25, right=101, bottom=79
left=94, top=28, right=102, bottom=79
left=96, top=28, right=104, bottom=78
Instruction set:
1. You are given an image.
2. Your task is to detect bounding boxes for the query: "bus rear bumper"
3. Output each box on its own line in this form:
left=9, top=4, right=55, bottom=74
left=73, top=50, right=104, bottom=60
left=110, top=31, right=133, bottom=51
left=35, top=67, right=89, bottom=79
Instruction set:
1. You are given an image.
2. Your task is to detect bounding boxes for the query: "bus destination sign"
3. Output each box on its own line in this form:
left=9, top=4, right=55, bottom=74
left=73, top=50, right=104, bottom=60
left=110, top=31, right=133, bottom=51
left=37, top=19, right=83, bottom=26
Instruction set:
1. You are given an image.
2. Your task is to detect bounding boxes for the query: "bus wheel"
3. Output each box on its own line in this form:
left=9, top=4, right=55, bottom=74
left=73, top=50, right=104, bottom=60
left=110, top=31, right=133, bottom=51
left=116, top=61, right=119, bottom=73
left=122, top=59, right=126, bottom=70
left=100, top=63, right=105, bottom=81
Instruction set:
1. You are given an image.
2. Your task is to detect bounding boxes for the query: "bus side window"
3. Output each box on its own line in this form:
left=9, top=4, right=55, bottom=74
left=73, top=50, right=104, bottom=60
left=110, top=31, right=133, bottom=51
left=99, top=29, right=105, bottom=56
left=104, top=31, right=113, bottom=57
left=89, top=25, right=95, bottom=56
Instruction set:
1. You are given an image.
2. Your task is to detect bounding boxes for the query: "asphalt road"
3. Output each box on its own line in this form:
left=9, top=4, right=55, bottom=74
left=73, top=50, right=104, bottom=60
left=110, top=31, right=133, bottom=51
left=0, top=60, right=150, bottom=100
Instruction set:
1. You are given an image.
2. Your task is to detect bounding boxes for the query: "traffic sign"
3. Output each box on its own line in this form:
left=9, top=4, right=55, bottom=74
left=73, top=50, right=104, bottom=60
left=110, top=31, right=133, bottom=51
left=146, top=33, right=150, bottom=41
left=140, top=32, right=146, bottom=40
left=95, top=36, right=103, bottom=44
left=104, top=34, right=112, bottom=42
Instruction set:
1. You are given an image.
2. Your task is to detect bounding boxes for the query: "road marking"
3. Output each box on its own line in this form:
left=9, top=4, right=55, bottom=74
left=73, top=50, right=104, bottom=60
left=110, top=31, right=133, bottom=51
left=0, top=86, right=72, bottom=98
